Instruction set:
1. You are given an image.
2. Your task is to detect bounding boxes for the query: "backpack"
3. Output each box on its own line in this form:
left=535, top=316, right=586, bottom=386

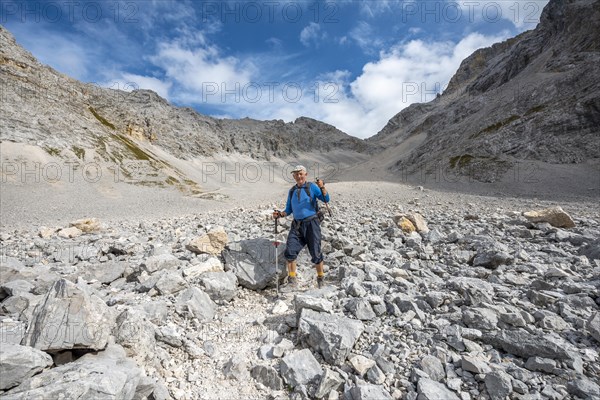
left=288, top=184, right=325, bottom=223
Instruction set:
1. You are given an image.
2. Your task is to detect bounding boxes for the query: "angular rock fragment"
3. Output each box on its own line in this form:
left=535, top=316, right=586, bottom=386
left=298, top=309, right=364, bottom=366
left=2, top=344, right=141, bottom=399
left=175, top=287, right=216, bottom=321
left=484, top=370, right=513, bottom=400
left=0, top=343, right=53, bottom=390
left=482, top=329, right=574, bottom=360
left=223, top=238, right=286, bottom=290
left=186, top=226, right=228, bottom=255
left=280, top=348, right=322, bottom=387
left=523, top=206, right=575, bottom=228
left=417, top=378, right=459, bottom=400
left=22, top=279, right=112, bottom=352
left=70, top=218, right=101, bottom=233
left=200, top=271, right=238, bottom=302
left=314, top=368, right=344, bottom=399
left=251, top=364, right=283, bottom=390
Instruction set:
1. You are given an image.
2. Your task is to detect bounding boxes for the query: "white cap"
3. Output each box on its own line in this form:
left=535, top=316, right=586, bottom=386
left=291, top=165, right=307, bottom=173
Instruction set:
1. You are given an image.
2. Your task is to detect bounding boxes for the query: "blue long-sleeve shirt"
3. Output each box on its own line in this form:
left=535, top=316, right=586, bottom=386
left=284, top=182, right=330, bottom=220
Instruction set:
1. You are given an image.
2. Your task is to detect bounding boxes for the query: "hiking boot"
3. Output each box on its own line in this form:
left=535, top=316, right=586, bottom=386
left=281, top=276, right=298, bottom=293
left=317, top=275, right=324, bottom=289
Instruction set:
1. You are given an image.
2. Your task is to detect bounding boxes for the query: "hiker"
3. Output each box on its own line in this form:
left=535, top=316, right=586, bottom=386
left=272, top=165, right=330, bottom=289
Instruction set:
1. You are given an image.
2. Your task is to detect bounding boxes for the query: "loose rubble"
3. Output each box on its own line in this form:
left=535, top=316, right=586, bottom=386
left=0, top=193, right=599, bottom=400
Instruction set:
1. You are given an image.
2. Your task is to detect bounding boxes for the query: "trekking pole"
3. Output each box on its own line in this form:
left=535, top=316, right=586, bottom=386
left=273, top=210, right=280, bottom=296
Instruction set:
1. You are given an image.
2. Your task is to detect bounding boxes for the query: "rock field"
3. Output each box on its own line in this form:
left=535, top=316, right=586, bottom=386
left=1, top=184, right=599, bottom=399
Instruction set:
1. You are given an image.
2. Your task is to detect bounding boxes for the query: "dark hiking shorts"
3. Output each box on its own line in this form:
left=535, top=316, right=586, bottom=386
left=284, top=217, right=323, bottom=264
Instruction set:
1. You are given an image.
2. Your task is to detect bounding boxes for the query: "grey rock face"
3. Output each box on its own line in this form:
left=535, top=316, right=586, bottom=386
left=482, top=329, right=574, bottom=359
left=22, top=279, right=112, bottom=352
left=175, top=287, right=216, bottom=321
left=200, top=271, right=238, bottom=302
left=78, top=261, right=126, bottom=284
left=294, top=293, right=334, bottom=317
left=0, top=25, right=371, bottom=185
left=0, top=343, right=53, bottom=390
left=223, top=354, right=249, bottom=381
left=418, top=355, right=445, bottom=382
left=223, top=238, right=286, bottom=290
left=462, top=307, right=499, bottom=330
left=567, top=378, right=600, bottom=399
left=315, top=368, right=344, bottom=398
left=113, top=309, right=157, bottom=364
left=416, top=378, right=460, bottom=400
left=348, top=384, right=393, bottom=400
left=142, top=253, right=180, bottom=273
left=280, top=348, right=323, bottom=387
left=484, top=370, right=513, bottom=400
left=2, top=344, right=141, bottom=399
left=370, top=0, right=600, bottom=186
left=588, top=312, right=600, bottom=343
left=345, top=298, right=376, bottom=321
left=251, top=364, right=283, bottom=390
left=298, top=308, right=364, bottom=366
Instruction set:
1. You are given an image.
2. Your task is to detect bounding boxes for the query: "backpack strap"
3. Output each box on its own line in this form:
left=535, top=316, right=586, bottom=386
left=289, top=184, right=318, bottom=212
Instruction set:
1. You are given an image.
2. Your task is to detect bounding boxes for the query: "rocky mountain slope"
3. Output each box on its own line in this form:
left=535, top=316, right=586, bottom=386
left=367, top=0, right=600, bottom=185
left=0, top=23, right=371, bottom=194
left=1, top=183, right=599, bottom=399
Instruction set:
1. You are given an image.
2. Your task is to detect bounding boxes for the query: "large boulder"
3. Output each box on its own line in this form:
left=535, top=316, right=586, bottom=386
left=280, top=349, right=323, bottom=387
left=186, top=227, right=228, bottom=255
left=523, top=206, right=575, bottom=228
left=298, top=309, right=364, bottom=366
left=0, top=343, right=53, bottom=390
left=1, top=344, right=142, bottom=399
left=223, top=238, right=286, bottom=290
left=482, top=329, right=575, bottom=359
left=21, top=279, right=112, bottom=352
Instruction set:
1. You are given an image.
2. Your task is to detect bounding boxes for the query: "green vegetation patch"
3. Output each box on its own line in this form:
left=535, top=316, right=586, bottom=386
left=524, top=105, right=546, bottom=116
left=449, top=154, right=475, bottom=168
left=89, top=107, right=115, bottom=130
left=476, top=115, right=520, bottom=137
left=72, top=146, right=85, bottom=160
left=114, top=133, right=151, bottom=161
left=44, top=147, right=61, bottom=156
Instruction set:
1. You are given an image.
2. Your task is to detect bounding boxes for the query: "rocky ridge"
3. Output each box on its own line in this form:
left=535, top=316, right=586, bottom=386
left=0, top=23, right=371, bottom=193
left=1, top=185, right=599, bottom=399
left=368, top=0, right=600, bottom=183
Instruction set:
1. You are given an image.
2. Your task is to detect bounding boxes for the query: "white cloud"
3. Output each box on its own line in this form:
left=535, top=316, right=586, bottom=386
left=330, top=31, right=509, bottom=137
left=300, top=22, right=324, bottom=47
left=149, top=35, right=254, bottom=104
left=349, top=21, right=384, bottom=54
left=184, top=31, right=510, bottom=139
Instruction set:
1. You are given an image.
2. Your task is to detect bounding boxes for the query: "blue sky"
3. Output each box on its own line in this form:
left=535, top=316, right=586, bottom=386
left=2, top=0, right=548, bottom=138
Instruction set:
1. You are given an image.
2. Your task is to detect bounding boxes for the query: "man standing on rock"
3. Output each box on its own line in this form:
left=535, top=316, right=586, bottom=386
left=273, top=165, right=330, bottom=289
